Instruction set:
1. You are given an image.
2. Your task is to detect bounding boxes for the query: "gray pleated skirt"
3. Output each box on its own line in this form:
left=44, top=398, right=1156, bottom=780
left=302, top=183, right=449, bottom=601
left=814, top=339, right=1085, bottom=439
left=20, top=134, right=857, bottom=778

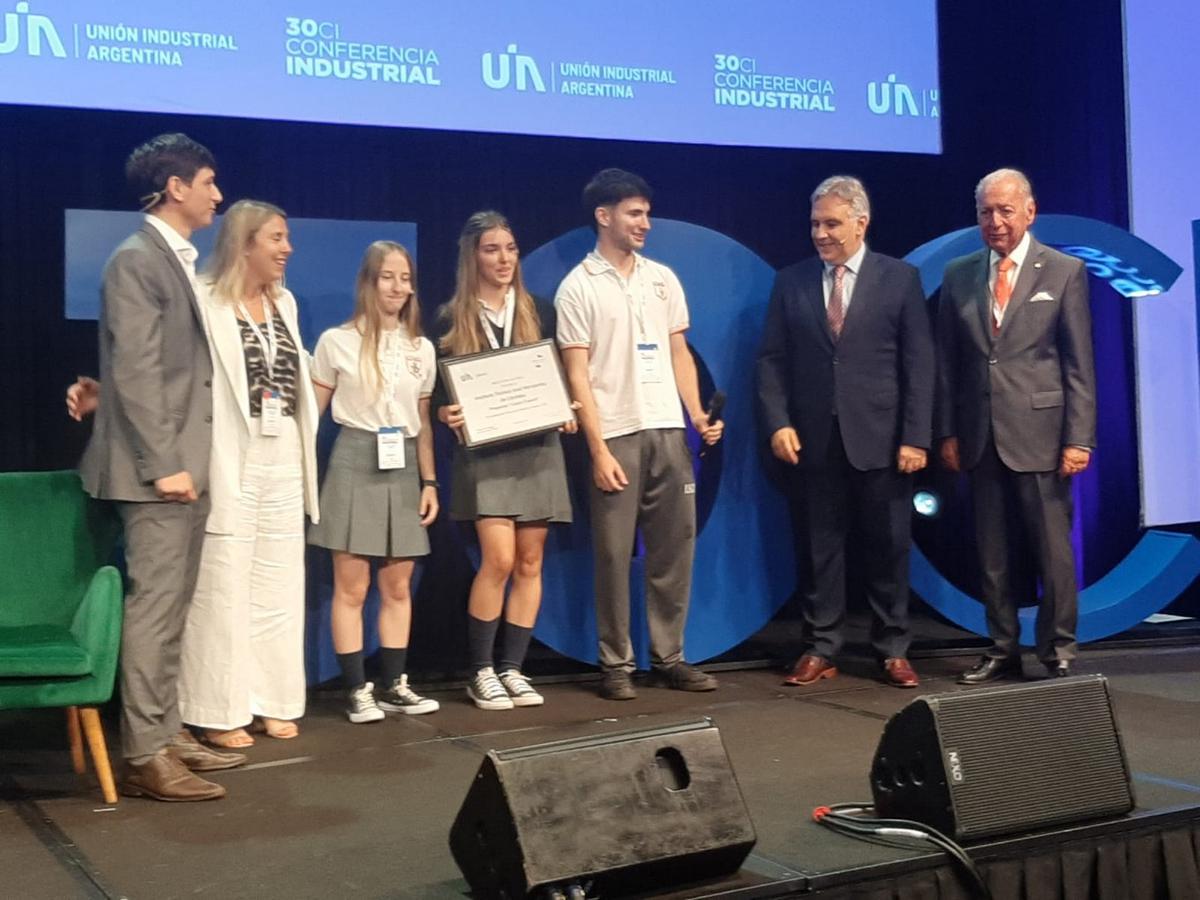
left=307, top=427, right=430, bottom=558
left=449, top=430, right=572, bottom=523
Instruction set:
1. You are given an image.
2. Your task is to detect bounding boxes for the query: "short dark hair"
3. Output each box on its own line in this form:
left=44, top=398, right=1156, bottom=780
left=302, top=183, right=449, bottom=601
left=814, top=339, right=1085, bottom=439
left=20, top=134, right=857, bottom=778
left=124, top=133, right=216, bottom=208
left=582, top=168, right=652, bottom=214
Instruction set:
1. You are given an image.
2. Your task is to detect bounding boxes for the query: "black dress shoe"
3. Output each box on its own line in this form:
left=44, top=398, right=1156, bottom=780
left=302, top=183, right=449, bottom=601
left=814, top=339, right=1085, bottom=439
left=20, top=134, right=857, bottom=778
left=1045, top=660, right=1071, bottom=678
left=957, top=656, right=1022, bottom=685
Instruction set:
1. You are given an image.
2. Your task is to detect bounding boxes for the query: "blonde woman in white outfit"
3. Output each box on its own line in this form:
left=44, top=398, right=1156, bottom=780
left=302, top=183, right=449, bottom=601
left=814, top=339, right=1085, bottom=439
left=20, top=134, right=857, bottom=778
left=178, top=200, right=320, bottom=747
left=66, top=200, right=319, bottom=749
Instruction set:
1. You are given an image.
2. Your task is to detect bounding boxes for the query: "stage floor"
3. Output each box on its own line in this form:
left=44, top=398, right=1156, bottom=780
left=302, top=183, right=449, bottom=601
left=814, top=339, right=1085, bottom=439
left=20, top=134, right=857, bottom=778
left=3, top=645, right=1199, bottom=899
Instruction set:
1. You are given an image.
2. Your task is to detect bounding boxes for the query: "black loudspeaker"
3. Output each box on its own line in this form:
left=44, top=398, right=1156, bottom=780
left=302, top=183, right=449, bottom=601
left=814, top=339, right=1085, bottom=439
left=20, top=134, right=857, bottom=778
left=871, top=675, right=1134, bottom=841
left=449, top=718, right=757, bottom=899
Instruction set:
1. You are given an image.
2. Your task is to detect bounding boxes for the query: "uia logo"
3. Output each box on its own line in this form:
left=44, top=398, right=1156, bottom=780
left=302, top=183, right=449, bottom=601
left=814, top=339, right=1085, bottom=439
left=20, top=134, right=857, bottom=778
left=481, top=44, right=546, bottom=93
left=0, top=2, right=66, bottom=57
left=867, top=74, right=938, bottom=118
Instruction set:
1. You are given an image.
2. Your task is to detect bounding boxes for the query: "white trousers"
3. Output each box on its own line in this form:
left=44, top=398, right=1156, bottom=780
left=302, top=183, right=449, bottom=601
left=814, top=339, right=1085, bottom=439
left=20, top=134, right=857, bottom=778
left=179, top=416, right=306, bottom=729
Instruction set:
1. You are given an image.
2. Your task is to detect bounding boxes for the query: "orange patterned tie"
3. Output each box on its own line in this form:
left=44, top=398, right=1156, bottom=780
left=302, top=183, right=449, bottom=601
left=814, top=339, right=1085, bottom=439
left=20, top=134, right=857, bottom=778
left=992, top=256, right=1015, bottom=334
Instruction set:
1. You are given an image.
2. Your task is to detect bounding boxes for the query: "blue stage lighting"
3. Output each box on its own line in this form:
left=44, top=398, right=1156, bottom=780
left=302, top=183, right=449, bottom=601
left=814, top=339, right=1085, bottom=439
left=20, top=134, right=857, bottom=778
left=913, top=491, right=941, bottom=518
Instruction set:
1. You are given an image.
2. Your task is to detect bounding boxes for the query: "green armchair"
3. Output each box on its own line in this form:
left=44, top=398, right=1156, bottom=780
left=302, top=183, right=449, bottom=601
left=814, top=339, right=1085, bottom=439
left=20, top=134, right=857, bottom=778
left=0, top=470, right=123, bottom=803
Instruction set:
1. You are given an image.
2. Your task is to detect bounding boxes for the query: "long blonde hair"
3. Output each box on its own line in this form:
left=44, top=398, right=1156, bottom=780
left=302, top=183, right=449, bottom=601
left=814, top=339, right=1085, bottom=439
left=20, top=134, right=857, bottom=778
left=203, top=199, right=287, bottom=302
left=439, top=211, right=541, bottom=357
left=350, top=240, right=422, bottom=395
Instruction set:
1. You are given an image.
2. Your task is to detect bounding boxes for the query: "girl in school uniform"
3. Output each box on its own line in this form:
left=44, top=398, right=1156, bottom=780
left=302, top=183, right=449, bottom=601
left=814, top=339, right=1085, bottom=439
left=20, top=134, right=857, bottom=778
left=436, top=211, right=575, bottom=710
left=308, top=240, right=441, bottom=722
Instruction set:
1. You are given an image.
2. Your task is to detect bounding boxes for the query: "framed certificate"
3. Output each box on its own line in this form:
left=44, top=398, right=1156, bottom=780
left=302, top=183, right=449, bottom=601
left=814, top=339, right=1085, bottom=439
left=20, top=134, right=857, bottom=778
left=438, top=339, right=576, bottom=448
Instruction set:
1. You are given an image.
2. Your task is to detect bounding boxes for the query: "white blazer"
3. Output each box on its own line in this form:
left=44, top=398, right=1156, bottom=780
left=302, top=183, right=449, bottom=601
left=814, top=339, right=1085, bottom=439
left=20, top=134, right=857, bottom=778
left=202, top=285, right=320, bottom=535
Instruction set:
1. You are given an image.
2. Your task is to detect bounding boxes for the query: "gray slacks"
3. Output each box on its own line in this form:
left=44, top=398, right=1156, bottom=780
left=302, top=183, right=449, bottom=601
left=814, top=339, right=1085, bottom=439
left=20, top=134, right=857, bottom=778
left=117, top=496, right=210, bottom=760
left=971, top=440, right=1078, bottom=663
left=589, top=429, right=695, bottom=672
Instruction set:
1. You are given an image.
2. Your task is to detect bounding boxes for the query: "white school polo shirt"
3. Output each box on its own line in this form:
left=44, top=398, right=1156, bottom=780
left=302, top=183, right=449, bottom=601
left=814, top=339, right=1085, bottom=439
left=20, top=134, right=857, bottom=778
left=310, top=321, right=435, bottom=436
left=555, top=250, right=689, bottom=439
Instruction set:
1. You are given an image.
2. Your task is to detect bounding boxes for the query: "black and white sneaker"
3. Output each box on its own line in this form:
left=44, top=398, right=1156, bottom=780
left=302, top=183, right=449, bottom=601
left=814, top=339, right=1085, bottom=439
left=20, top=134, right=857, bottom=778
left=346, top=681, right=385, bottom=724
left=498, top=669, right=544, bottom=707
left=377, top=675, right=440, bottom=715
left=467, top=666, right=514, bottom=710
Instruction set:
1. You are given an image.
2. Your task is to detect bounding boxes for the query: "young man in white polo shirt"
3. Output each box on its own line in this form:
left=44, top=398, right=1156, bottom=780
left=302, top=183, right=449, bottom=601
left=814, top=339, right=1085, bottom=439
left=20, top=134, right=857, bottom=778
left=556, top=168, right=724, bottom=700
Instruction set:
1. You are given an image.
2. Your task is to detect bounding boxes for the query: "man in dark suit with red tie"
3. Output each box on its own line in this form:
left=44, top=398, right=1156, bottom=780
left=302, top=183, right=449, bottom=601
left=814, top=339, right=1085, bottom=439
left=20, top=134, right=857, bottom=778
left=937, top=168, right=1095, bottom=683
left=757, top=176, right=935, bottom=688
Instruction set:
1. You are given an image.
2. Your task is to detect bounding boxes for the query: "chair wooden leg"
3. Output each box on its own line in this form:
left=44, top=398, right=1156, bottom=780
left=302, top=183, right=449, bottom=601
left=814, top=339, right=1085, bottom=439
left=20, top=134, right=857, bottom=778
left=78, top=707, right=118, bottom=804
left=65, top=706, right=86, bottom=775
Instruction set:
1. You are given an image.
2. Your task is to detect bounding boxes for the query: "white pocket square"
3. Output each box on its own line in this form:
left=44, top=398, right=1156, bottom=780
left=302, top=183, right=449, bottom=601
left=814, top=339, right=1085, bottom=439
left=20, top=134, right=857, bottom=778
left=1030, top=291, right=1056, bottom=302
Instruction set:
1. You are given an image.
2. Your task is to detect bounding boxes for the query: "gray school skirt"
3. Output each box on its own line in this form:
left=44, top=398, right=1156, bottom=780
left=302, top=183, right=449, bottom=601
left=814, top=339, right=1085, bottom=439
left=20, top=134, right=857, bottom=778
left=449, top=430, right=572, bottom=523
left=307, top=427, right=430, bottom=559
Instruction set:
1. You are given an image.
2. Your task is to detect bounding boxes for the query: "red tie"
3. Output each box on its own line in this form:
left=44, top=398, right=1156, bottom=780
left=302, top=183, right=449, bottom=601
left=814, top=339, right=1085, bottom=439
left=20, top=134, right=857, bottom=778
left=992, top=257, right=1015, bottom=334
left=828, top=264, right=846, bottom=340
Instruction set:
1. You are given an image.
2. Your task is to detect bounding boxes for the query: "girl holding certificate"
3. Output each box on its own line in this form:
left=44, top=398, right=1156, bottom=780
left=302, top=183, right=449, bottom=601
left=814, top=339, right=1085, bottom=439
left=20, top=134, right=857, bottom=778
left=308, top=241, right=441, bottom=723
left=437, top=211, right=576, bottom=711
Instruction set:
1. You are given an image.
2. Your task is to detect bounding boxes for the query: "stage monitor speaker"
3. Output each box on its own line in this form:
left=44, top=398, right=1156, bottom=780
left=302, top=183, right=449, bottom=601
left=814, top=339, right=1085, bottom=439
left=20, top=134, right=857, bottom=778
left=449, top=718, right=756, bottom=899
left=871, top=675, right=1134, bottom=841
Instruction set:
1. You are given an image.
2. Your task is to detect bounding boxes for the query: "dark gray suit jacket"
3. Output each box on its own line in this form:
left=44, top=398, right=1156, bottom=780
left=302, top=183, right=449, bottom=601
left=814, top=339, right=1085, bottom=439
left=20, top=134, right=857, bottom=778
left=756, top=250, right=935, bottom=471
left=80, top=223, right=213, bottom=501
left=935, top=236, right=1096, bottom=473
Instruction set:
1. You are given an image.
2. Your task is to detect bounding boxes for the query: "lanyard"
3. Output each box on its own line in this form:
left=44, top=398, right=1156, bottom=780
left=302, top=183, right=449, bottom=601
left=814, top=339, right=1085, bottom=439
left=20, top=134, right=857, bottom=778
left=478, top=288, right=515, bottom=350
left=237, top=298, right=279, bottom=380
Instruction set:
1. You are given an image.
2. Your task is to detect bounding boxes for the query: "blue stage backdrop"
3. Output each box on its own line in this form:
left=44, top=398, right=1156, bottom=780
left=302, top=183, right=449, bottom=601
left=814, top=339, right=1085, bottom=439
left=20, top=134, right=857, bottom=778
left=1, top=1, right=940, bottom=153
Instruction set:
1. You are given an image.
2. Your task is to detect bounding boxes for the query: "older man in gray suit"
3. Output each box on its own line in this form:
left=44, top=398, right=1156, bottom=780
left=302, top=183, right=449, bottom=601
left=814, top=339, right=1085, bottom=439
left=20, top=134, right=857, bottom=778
left=80, top=134, right=243, bottom=800
left=936, top=168, right=1096, bottom=683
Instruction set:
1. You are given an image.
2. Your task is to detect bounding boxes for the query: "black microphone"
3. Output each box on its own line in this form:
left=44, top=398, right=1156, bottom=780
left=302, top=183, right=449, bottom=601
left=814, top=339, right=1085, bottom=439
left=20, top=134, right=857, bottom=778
left=699, top=390, right=726, bottom=458
left=706, top=389, right=727, bottom=423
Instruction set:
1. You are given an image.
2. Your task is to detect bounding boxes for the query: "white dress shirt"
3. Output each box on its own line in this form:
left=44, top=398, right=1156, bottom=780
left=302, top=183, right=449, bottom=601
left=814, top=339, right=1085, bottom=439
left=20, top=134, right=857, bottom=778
left=143, top=213, right=199, bottom=293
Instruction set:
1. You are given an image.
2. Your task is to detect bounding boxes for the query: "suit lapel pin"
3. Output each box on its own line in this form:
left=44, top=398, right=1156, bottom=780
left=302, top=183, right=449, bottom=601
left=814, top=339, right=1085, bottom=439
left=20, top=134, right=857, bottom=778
left=1034, top=262, right=1043, bottom=269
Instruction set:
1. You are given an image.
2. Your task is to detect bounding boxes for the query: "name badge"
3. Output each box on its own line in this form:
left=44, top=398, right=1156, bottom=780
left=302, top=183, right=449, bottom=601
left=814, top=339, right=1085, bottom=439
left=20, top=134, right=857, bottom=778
left=377, top=426, right=406, bottom=470
left=637, top=342, right=663, bottom=383
left=260, top=390, right=282, bottom=437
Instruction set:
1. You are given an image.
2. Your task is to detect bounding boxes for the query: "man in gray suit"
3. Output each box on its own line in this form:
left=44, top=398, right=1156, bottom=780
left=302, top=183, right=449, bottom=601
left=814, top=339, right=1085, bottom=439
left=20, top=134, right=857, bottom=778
left=80, top=134, right=243, bottom=800
left=936, top=168, right=1096, bottom=683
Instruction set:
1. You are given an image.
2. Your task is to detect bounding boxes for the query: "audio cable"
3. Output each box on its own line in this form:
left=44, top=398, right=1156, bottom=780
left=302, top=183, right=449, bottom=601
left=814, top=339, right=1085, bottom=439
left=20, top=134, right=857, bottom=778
left=812, top=803, right=992, bottom=899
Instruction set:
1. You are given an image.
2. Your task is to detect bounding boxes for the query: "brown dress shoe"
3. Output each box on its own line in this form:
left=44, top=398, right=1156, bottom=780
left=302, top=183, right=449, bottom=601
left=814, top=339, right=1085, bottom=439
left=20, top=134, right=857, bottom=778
left=168, top=729, right=247, bottom=771
left=883, top=658, right=920, bottom=688
left=121, top=750, right=226, bottom=801
left=782, top=655, right=838, bottom=686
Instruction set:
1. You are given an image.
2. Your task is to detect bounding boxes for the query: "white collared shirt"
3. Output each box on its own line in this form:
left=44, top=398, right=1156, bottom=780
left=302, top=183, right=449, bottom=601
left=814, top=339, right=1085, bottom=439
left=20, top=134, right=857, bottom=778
left=821, top=241, right=867, bottom=313
left=310, top=322, right=435, bottom=435
left=477, top=287, right=516, bottom=349
left=555, top=249, right=689, bottom=439
left=143, top=214, right=199, bottom=292
left=989, top=231, right=1031, bottom=328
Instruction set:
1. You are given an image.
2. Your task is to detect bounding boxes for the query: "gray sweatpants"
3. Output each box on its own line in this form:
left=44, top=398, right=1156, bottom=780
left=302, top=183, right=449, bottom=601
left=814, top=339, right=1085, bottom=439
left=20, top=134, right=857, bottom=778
left=589, top=429, right=696, bottom=672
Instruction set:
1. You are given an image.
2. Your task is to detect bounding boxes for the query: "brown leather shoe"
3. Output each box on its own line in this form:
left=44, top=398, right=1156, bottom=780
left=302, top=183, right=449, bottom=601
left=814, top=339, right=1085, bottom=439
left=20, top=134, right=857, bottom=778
left=168, top=729, right=247, bottom=771
left=782, top=655, right=838, bottom=686
left=121, top=750, right=226, bottom=801
left=883, top=657, right=920, bottom=688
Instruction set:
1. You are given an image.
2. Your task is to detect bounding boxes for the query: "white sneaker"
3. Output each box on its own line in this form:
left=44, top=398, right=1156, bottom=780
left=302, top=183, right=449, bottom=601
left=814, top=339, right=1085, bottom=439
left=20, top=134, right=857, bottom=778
left=467, top=667, right=514, bottom=710
left=498, top=669, right=544, bottom=707
left=377, top=674, right=440, bottom=715
left=346, top=682, right=385, bottom=724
